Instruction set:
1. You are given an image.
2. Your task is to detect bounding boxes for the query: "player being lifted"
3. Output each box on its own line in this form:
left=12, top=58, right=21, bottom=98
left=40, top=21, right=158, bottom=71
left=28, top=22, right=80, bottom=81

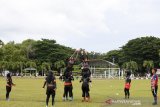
left=79, top=49, right=89, bottom=62
left=60, top=50, right=76, bottom=101
left=61, top=49, right=90, bottom=102
left=78, top=49, right=92, bottom=102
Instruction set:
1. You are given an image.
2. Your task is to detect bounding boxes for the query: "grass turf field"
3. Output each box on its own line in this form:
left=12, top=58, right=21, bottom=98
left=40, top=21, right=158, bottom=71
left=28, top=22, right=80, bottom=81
left=0, top=77, right=159, bottom=107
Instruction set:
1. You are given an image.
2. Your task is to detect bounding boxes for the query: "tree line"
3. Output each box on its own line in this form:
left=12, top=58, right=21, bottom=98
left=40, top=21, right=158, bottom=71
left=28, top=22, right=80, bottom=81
left=0, top=39, right=74, bottom=75
left=0, top=36, right=160, bottom=76
left=102, top=36, right=160, bottom=75
left=0, top=39, right=100, bottom=76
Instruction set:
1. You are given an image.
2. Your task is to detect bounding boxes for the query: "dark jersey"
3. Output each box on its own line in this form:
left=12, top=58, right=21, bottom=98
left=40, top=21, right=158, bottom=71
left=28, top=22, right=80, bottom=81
left=63, top=67, right=74, bottom=86
left=81, top=62, right=89, bottom=68
left=82, top=77, right=91, bottom=85
left=80, top=68, right=91, bottom=85
left=6, top=78, right=13, bottom=87
left=81, top=68, right=91, bottom=78
left=125, top=76, right=131, bottom=84
left=80, top=52, right=88, bottom=62
left=46, top=77, right=56, bottom=89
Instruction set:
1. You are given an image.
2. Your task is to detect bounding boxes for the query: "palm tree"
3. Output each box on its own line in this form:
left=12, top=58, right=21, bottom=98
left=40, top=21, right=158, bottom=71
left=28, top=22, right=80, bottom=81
left=143, top=60, right=154, bottom=73
left=122, top=61, right=138, bottom=73
left=54, top=60, right=65, bottom=74
left=41, top=62, right=51, bottom=76
left=26, top=61, right=36, bottom=68
left=13, top=61, right=25, bottom=75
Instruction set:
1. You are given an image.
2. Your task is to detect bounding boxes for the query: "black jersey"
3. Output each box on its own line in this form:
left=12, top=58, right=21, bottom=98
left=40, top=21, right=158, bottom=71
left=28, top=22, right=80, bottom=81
left=63, top=67, right=74, bottom=85
left=125, top=76, right=131, bottom=84
left=81, top=68, right=91, bottom=78
left=46, top=77, right=56, bottom=89
left=6, top=77, right=13, bottom=87
left=80, top=68, right=91, bottom=84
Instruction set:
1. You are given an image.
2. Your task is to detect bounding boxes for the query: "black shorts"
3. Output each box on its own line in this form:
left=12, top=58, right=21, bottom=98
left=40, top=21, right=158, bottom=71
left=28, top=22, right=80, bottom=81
left=82, top=83, right=89, bottom=92
left=6, top=86, right=11, bottom=93
left=46, top=87, right=55, bottom=96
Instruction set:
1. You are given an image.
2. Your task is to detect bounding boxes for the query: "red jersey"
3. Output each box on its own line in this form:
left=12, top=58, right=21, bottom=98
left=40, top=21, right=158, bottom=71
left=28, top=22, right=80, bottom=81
left=124, top=76, right=131, bottom=89
left=151, top=74, right=158, bottom=87
left=125, top=83, right=131, bottom=89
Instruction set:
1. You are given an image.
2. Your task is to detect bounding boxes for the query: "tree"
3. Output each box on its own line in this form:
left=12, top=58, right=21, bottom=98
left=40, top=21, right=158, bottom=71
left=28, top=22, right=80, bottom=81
left=7, top=61, right=15, bottom=71
left=33, top=39, right=73, bottom=64
left=41, top=62, right=51, bottom=76
left=54, top=60, right=65, bottom=74
left=122, top=36, right=160, bottom=72
left=26, top=61, right=37, bottom=68
left=2, top=41, right=17, bottom=61
left=21, top=39, right=36, bottom=60
left=13, top=61, right=25, bottom=75
left=0, top=40, right=4, bottom=48
left=103, top=50, right=126, bottom=68
left=143, top=60, right=154, bottom=73
left=88, top=51, right=102, bottom=60
left=0, top=39, right=75, bottom=75
left=0, top=48, right=4, bottom=61
left=0, top=61, right=8, bottom=72
left=122, top=61, right=138, bottom=73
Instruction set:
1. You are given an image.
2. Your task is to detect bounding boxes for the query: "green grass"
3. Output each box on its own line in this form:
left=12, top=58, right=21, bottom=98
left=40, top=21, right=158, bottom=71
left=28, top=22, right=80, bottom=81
left=0, top=77, right=159, bottom=107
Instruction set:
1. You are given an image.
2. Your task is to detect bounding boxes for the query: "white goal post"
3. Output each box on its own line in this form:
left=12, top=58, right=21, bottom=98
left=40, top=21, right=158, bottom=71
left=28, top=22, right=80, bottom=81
left=90, top=67, right=123, bottom=79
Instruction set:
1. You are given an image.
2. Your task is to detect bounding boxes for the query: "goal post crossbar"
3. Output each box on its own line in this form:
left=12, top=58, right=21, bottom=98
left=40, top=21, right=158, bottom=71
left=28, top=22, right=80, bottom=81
left=89, top=67, right=122, bottom=79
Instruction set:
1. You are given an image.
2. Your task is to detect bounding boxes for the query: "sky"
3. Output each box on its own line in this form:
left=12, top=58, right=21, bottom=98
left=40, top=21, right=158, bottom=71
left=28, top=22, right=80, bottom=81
left=0, top=0, right=160, bottom=53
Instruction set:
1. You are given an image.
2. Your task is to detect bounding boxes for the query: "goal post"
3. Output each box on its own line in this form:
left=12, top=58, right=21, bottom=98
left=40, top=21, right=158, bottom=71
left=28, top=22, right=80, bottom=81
left=90, top=67, right=121, bottom=79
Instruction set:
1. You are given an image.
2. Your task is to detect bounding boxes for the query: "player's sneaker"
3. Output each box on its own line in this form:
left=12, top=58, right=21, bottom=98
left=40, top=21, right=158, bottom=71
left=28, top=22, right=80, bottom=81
left=6, top=98, right=10, bottom=101
left=63, top=97, right=68, bottom=101
left=69, top=97, right=73, bottom=101
left=152, top=102, right=157, bottom=105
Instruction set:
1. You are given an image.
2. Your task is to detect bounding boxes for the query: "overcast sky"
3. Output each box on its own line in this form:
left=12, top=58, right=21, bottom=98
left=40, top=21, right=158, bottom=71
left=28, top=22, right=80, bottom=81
left=0, top=0, right=160, bottom=53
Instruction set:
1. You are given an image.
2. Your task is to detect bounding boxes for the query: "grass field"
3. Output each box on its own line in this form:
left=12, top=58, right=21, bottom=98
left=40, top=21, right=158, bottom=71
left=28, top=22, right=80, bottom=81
left=0, top=77, right=159, bottom=107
